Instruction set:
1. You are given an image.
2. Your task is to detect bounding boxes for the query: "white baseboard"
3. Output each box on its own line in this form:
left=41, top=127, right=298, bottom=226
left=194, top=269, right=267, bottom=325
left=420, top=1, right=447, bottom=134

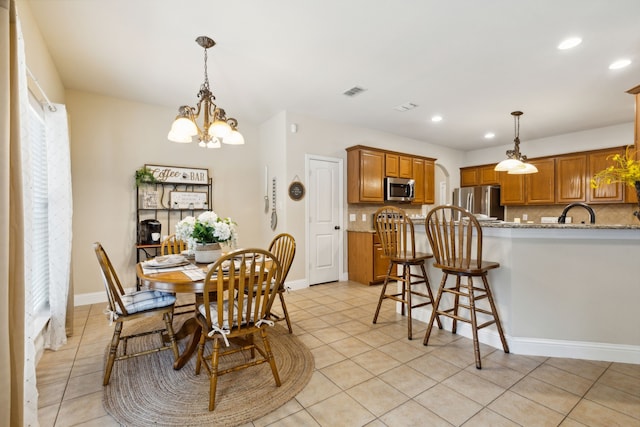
left=284, top=278, right=308, bottom=291
left=411, top=307, right=640, bottom=364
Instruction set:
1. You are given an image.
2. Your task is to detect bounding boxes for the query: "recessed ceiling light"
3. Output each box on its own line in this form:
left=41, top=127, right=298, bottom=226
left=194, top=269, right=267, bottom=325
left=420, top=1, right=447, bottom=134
left=609, top=59, right=631, bottom=70
left=484, top=132, right=495, bottom=139
left=431, top=115, right=443, bottom=122
left=557, top=37, right=582, bottom=50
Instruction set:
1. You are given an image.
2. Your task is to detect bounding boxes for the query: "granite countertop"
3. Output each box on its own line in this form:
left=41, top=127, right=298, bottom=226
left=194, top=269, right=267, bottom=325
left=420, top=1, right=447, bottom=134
left=348, top=222, right=640, bottom=232
left=479, top=221, right=640, bottom=230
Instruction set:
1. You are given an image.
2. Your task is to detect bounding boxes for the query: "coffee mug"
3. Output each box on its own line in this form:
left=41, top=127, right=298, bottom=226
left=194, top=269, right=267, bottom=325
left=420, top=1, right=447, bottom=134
left=151, top=232, right=161, bottom=241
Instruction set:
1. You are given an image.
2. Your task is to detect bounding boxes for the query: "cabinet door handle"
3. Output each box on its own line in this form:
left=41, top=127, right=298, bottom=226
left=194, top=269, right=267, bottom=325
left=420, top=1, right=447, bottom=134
left=334, top=226, right=341, bottom=230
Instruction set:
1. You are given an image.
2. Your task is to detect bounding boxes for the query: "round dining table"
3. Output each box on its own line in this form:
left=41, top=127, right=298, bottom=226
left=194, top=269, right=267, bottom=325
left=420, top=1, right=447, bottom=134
left=136, top=262, right=208, bottom=370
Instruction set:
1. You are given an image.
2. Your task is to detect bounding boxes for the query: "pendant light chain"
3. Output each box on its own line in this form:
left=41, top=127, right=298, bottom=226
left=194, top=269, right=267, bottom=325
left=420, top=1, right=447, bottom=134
left=202, top=47, right=210, bottom=91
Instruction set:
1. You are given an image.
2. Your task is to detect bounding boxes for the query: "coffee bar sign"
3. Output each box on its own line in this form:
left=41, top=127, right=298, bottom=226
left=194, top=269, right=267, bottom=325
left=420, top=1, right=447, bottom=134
left=145, top=164, right=209, bottom=184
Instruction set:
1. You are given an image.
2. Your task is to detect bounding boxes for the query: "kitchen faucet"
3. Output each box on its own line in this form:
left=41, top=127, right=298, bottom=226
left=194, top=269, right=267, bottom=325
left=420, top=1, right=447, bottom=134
left=558, top=202, right=596, bottom=224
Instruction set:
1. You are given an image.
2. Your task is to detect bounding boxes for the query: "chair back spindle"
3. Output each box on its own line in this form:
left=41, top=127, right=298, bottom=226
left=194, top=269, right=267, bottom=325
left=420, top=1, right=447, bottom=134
left=425, top=206, right=484, bottom=271
left=375, top=207, right=417, bottom=259
left=161, top=234, right=186, bottom=255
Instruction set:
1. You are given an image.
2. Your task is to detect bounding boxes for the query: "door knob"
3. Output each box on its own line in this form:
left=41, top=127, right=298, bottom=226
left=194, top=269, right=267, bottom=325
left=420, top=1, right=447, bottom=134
left=334, top=226, right=341, bottom=230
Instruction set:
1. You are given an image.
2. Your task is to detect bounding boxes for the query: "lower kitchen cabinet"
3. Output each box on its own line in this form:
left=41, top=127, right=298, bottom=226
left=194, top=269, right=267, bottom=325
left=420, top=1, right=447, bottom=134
left=347, top=231, right=389, bottom=285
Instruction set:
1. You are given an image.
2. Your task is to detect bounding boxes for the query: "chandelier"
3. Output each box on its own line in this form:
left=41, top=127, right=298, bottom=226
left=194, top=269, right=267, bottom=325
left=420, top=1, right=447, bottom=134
left=167, top=36, right=244, bottom=148
left=494, top=111, right=538, bottom=174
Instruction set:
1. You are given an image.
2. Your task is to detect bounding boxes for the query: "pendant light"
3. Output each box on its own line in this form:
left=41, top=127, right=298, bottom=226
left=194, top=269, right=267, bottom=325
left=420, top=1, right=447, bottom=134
left=168, top=36, right=244, bottom=148
left=494, top=111, right=538, bottom=174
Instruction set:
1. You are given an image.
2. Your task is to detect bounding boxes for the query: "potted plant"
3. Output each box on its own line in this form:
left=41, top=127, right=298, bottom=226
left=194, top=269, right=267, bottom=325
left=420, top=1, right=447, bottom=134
left=175, top=211, right=238, bottom=262
left=591, top=145, right=640, bottom=221
left=135, top=166, right=159, bottom=187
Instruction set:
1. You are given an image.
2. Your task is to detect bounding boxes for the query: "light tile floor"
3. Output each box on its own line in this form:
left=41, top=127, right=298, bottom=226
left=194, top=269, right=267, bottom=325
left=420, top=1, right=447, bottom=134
left=37, top=281, right=640, bottom=426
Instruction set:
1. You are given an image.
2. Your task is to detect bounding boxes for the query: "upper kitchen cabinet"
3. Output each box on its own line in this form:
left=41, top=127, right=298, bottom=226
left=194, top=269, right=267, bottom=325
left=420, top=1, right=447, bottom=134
left=556, top=154, right=587, bottom=203
left=412, top=158, right=425, bottom=204
left=625, top=84, right=640, bottom=203
left=424, top=159, right=435, bottom=204
left=526, top=158, right=555, bottom=204
left=347, top=145, right=437, bottom=204
left=588, top=147, right=625, bottom=203
left=460, top=167, right=478, bottom=187
left=347, top=146, right=385, bottom=203
left=499, top=172, right=525, bottom=205
left=460, top=164, right=499, bottom=187
left=499, top=158, right=554, bottom=205
left=385, top=153, right=413, bottom=178
left=628, top=84, right=640, bottom=150
left=410, top=157, right=435, bottom=205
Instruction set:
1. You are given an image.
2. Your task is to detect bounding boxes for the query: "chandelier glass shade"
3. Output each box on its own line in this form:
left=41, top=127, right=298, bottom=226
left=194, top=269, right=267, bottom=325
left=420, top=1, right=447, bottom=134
left=494, top=111, right=538, bottom=174
left=168, top=36, right=244, bottom=148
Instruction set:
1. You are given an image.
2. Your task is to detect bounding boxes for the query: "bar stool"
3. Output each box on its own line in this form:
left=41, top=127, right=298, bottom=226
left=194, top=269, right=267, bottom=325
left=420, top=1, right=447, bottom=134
left=423, top=205, right=509, bottom=369
left=372, top=206, right=441, bottom=340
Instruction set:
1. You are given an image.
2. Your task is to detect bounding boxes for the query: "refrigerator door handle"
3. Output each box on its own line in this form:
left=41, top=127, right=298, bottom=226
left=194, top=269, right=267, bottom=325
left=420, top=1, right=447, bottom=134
left=467, top=192, right=473, bottom=212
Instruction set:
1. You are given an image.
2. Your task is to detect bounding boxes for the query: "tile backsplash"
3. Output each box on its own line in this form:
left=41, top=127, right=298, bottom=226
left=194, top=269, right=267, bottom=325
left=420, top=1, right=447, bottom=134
left=347, top=204, right=433, bottom=231
left=348, top=202, right=639, bottom=231
left=506, top=204, right=638, bottom=225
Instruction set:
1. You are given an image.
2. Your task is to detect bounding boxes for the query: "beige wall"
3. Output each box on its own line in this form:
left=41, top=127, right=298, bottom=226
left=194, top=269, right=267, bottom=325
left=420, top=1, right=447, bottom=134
left=19, top=0, right=64, bottom=103
left=66, top=90, right=263, bottom=296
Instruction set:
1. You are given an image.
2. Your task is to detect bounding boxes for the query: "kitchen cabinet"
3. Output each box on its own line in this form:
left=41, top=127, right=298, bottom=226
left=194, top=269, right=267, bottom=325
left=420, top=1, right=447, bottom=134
left=424, top=159, right=435, bottom=204
left=494, top=146, right=630, bottom=206
left=625, top=84, right=640, bottom=203
left=385, top=153, right=413, bottom=178
left=588, top=148, right=625, bottom=203
left=499, top=173, right=525, bottom=205
left=347, top=147, right=385, bottom=203
left=460, top=164, right=499, bottom=187
left=411, top=158, right=435, bottom=204
left=525, top=158, right=555, bottom=204
left=556, top=154, right=587, bottom=203
left=412, top=158, right=424, bottom=204
left=460, top=167, right=478, bottom=187
left=347, top=231, right=388, bottom=285
left=347, top=145, right=437, bottom=204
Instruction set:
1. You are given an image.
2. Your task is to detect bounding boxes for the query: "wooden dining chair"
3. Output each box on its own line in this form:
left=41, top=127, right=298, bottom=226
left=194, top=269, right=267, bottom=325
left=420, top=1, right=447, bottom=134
left=266, top=233, right=296, bottom=333
left=195, top=248, right=283, bottom=411
left=423, top=206, right=509, bottom=369
left=160, top=233, right=186, bottom=255
left=372, top=206, right=441, bottom=340
left=93, top=242, right=179, bottom=385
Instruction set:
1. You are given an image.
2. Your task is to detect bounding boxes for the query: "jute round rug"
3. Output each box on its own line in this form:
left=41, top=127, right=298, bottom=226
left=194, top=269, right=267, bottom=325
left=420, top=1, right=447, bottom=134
left=103, top=317, right=314, bottom=426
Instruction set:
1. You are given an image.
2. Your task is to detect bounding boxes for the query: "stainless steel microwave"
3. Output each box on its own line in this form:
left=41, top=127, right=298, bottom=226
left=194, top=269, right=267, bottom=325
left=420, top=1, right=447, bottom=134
left=384, top=177, right=415, bottom=202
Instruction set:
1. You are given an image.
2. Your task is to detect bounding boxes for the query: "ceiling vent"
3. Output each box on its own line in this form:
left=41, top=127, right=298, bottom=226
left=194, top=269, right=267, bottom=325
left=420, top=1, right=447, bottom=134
left=342, top=86, right=366, bottom=97
left=393, top=102, right=418, bottom=112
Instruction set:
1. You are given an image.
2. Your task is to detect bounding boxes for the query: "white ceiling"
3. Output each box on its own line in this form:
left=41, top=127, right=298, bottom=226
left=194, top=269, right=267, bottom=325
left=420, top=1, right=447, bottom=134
left=25, top=0, right=640, bottom=150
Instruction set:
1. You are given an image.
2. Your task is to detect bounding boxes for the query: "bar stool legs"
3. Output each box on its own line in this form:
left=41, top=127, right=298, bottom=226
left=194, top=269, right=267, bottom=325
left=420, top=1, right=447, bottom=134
left=373, top=260, right=441, bottom=340
left=424, top=271, right=509, bottom=369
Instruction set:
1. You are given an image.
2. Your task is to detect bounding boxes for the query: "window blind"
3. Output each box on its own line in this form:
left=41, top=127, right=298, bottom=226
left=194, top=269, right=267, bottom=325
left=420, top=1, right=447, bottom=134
left=28, top=94, right=50, bottom=314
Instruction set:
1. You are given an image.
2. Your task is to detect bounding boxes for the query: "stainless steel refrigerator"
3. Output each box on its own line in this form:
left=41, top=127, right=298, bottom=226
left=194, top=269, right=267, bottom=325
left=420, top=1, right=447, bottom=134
left=452, top=185, right=504, bottom=220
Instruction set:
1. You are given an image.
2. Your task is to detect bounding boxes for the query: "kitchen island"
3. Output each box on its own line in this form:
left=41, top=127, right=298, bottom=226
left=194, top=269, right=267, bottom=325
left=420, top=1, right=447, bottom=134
left=410, top=221, right=640, bottom=364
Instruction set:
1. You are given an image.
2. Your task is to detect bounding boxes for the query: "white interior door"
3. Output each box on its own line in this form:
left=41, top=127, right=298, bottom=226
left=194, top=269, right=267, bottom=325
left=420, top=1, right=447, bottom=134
left=307, top=156, right=342, bottom=285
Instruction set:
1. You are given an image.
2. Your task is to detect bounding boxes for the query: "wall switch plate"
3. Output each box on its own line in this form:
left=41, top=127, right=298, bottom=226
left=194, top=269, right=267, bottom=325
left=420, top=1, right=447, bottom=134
left=522, top=214, right=528, bottom=220
left=361, top=214, right=367, bottom=221
left=349, top=214, right=356, bottom=222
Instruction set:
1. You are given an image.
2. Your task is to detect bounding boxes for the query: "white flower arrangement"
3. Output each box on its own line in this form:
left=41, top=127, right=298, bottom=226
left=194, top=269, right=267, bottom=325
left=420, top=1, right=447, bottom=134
left=175, top=211, right=238, bottom=251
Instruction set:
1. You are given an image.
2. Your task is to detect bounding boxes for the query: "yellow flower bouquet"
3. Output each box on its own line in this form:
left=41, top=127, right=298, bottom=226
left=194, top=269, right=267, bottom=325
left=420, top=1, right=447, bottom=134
left=590, top=145, right=640, bottom=189
left=590, top=145, right=639, bottom=221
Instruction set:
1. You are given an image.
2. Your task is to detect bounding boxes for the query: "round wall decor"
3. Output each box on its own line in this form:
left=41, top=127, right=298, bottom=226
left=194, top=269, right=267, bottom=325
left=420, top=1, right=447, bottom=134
left=288, top=181, right=305, bottom=201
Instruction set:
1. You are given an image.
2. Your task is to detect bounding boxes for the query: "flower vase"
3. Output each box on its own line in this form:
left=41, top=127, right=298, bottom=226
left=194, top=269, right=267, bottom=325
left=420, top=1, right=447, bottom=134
left=195, top=243, right=222, bottom=264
